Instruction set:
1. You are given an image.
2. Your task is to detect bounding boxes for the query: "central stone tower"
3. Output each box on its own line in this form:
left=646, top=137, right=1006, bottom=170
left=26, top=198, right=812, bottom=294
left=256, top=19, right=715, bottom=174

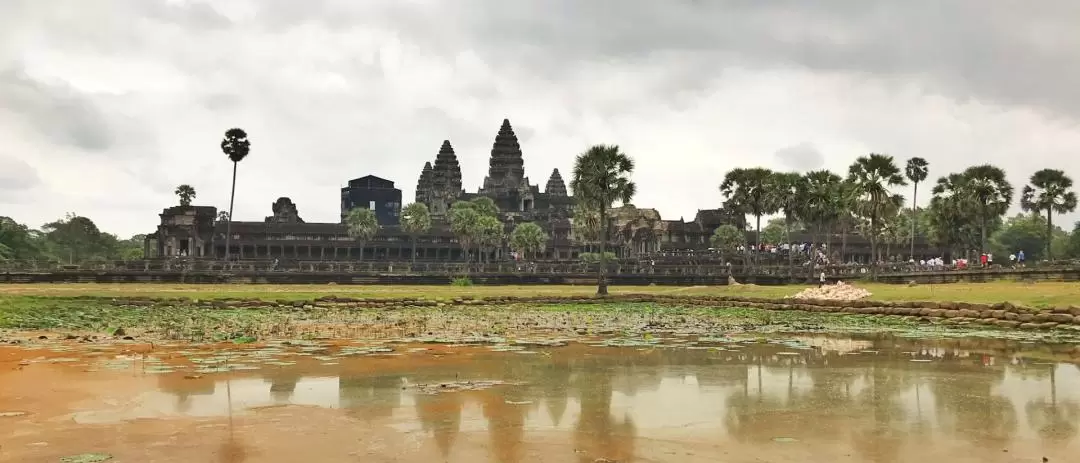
left=479, top=119, right=535, bottom=213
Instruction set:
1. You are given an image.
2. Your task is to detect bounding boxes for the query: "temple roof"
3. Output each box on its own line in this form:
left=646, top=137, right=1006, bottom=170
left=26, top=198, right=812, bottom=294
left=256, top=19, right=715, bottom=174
left=415, top=162, right=433, bottom=202
left=430, top=140, right=462, bottom=194
left=545, top=168, right=567, bottom=196
left=482, top=119, right=526, bottom=191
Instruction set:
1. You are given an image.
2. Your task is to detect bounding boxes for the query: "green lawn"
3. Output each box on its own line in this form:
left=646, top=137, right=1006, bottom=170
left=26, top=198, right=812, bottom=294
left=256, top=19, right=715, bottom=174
left=0, top=281, right=1076, bottom=307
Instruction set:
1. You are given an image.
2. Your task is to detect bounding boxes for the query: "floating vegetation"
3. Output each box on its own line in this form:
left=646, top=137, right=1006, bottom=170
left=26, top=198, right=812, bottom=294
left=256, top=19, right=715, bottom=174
left=337, top=346, right=394, bottom=356
left=413, top=380, right=516, bottom=395
left=60, top=454, right=113, bottom=463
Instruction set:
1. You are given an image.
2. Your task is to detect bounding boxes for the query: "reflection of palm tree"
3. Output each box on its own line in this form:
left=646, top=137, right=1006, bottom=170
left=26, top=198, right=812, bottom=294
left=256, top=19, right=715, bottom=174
left=1024, top=365, right=1080, bottom=444
left=219, top=366, right=248, bottom=462
left=852, top=352, right=908, bottom=463
left=930, top=359, right=1016, bottom=448
left=572, top=357, right=636, bottom=463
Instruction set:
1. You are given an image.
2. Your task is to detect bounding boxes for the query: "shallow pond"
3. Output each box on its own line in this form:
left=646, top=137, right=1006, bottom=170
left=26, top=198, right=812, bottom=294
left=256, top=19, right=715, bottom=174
left=2, top=333, right=1079, bottom=462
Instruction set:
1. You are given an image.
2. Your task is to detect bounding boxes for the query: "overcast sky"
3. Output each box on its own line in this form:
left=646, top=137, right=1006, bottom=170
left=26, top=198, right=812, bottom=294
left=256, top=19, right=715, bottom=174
left=3, top=0, right=1080, bottom=237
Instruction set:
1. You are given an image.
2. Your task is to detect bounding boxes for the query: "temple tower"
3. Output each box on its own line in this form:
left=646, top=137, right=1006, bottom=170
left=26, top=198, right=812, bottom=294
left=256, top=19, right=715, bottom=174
left=481, top=119, right=528, bottom=191
left=427, top=140, right=463, bottom=216
left=545, top=168, right=567, bottom=196
left=479, top=119, right=535, bottom=213
left=415, top=162, right=433, bottom=204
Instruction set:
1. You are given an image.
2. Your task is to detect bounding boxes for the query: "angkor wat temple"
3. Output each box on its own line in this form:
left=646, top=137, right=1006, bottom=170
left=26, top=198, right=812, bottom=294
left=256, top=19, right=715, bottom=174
left=144, top=118, right=936, bottom=263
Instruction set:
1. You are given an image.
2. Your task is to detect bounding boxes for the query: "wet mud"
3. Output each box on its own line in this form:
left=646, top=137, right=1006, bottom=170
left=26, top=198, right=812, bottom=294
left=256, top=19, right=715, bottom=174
left=2, top=334, right=1079, bottom=462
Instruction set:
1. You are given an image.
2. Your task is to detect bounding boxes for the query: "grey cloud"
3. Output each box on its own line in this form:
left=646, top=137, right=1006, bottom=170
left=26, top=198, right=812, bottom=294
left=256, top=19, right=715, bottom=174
left=245, top=0, right=1080, bottom=120
left=0, top=67, right=114, bottom=151
left=0, top=155, right=42, bottom=199
left=774, top=143, right=825, bottom=172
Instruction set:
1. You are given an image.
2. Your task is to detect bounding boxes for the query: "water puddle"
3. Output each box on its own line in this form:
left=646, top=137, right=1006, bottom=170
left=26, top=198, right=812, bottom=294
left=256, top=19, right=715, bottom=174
left=2, top=334, right=1079, bottom=462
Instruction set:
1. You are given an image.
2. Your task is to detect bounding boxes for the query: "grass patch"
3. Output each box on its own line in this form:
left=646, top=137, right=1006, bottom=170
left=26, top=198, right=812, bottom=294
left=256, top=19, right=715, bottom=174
left=0, top=281, right=1077, bottom=307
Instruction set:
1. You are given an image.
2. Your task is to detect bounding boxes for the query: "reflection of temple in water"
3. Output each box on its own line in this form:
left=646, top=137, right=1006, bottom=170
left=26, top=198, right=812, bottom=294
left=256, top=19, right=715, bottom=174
left=143, top=336, right=1080, bottom=461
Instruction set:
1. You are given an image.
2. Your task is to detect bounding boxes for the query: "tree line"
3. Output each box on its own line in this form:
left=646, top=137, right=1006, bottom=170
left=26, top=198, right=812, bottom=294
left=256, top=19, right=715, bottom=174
left=711, top=154, right=1080, bottom=266
left=0, top=214, right=145, bottom=263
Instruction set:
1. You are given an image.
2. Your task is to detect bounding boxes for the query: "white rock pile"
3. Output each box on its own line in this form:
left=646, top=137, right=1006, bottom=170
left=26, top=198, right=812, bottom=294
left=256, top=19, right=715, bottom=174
left=789, top=281, right=872, bottom=301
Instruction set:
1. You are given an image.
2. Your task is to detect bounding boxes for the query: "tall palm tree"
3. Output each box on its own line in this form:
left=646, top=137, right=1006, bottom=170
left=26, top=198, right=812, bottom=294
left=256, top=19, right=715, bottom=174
left=772, top=172, right=805, bottom=270
left=801, top=170, right=844, bottom=263
left=174, top=184, right=196, bottom=206
left=1020, top=169, right=1077, bottom=261
left=719, top=167, right=777, bottom=267
left=847, top=154, right=906, bottom=271
left=959, top=164, right=1013, bottom=254
left=510, top=222, right=548, bottom=261
left=401, top=202, right=432, bottom=263
left=220, top=128, right=250, bottom=260
left=570, top=144, right=636, bottom=296
left=929, top=173, right=978, bottom=257
left=904, top=157, right=929, bottom=260
left=449, top=201, right=481, bottom=262
left=344, top=207, right=379, bottom=261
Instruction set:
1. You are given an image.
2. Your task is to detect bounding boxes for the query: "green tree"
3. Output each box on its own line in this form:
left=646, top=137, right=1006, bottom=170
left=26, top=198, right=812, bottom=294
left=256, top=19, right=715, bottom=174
left=847, top=153, right=907, bottom=269
left=959, top=164, right=1014, bottom=254
left=570, top=144, right=637, bottom=296
left=1020, top=169, right=1077, bottom=261
left=121, top=234, right=147, bottom=260
left=904, top=157, right=929, bottom=260
left=761, top=218, right=786, bottom=245
left=800, top=170, right=844, bottom=260
left=174, top=184, right=196, bottom=206
left=510, top=222, right=548, bottom=261
left=401, top=202, right=432, bottom=263
left=344, top=207, right=379, bottom=261
left=41, top=214, right=109, bottom=263
left=773, top=171, right=806, bottom=268
left=928, top=173, right=979, bottom=255
left=1064, top=222, right=1080, bottom=259
left=449, top=201, right=481, bottom=262
left=0, top=217, right=44, bottom=260
left=990, top=213, right=1066, bottom=262
left=710, top=224, right=746, bottom=262
left=571, top=203, right=602, bottom=251
left=720, top=167, right=777, bottom=264
left=470, top=196, right=499, bottom=218
left=220, top=128, right=251, bottom=260
left=476, top=215, right=504, bottom=264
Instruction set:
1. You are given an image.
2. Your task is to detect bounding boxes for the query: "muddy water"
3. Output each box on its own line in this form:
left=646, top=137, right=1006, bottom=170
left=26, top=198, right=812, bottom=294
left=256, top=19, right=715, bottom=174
left=2, top=335, right=1079, bottom=462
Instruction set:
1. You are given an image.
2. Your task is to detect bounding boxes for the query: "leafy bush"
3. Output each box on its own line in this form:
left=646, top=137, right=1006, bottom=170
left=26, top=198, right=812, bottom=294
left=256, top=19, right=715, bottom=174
left=450, top=276, right=473, bottom=287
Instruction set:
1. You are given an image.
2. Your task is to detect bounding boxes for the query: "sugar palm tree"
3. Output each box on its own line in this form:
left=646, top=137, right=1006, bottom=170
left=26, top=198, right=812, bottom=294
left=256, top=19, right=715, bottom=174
left=1020, top=169, right=1077, bottom=261
left=174, top=184, right=196, bottom=206
left=449, top=201, right=481, bottom=262
left=220, top=128, right=250, bottom=260
left=401, top=202, right=431, bottom=263
left=800, top=170, right=844, bottom=258
left=344, top=207, right=379, bottom=261
left=904, top=157, right=929, bottom=260
left=510, top=222, right=548, bottom=261
left=720, top=167, right=777, bottom=267
left=847, top=154, right=906, bottom=271
left=959, top=164, right=1013, bottom=254
left=929, top=173, right=978, bottom=256
left=570, top=144, right=636, bottom=296
left=772, top=171, right=805, bottom=270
